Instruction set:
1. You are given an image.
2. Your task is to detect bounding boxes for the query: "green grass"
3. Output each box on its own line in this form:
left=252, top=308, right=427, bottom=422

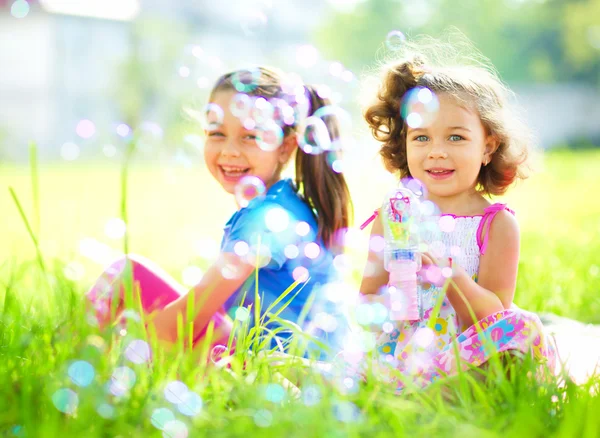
left=0, top=149, right=599, bottom=436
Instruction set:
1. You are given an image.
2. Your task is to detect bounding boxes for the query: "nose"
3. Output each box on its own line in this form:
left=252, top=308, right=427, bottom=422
left=220, top=139, right=241, bottom=158
left=427, top=143, right=448, bottom=160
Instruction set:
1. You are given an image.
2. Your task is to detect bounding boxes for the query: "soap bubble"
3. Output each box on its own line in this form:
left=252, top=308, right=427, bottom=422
left=63, top=261, right=85, bottom=282
left=296, top=44, right=319, bottom=68
left=124, top=339, right=151, bottom=364
left=401, top=87, right=440, bottom=129
left=438, top=215, right=456, bottom=233
left=97, top=403, right=115, bottom=419
left=163, top=420, right=189, bottom=438
left=204, top=103, right=224, bottom=130
left=109, top=366, right=136, bottom=396
left=104, top=218, right=126, bottom=239
left=253, top=409, right=273, bottom=427
left=264, top=207, right=290, bottom=233
left=230, top=93, right=252, bottom=119
left=271, top=98, right=295, bottom=127
left=241, top=10, right=268, bottom=36
left=297, top=106, right=350, bottom=155
left=284, top=244, right=299, bottom=259
left=210, top=345, right=229, bottom=364
left=251, top=97, right=275, bottom=125
left=256, top=121, right=284, bottom=151
left=177, top=391, right=203, bottom=417
left=165, top=381, right=189, bottom=404
left=116, top=123, right=132, bottom=138
left=292, top=266, right=309, bottom=282
left=304, top=242, right=321, bottom=260
left=76, top=119, right=96, bottom=139
left=11, top=0, right=29, bottom=18
left=231, top=68, right=261, bottom=93
left=51, top=388, right=79, bottom=415
left=235, top=176, right=266, bottom=208
left=235, top=307, right=250, bottom=322
left=263, top=383, right=286, bottom=403
left=386, top=30, right=406, bottom=51
left=60, top=142, right=80, bottom=161
left=68, top=360, right=95, bottom=387
left=182, top=266, right=204, bottom=287
left=333, top=401, right=362, bottom=423
left=247, top=244, right=272, bottom=268
left=413, top=327, right=435, bottom=348
left=302, top=385, right=322, bottom=406
left=151, top=407, right=175, bottom=430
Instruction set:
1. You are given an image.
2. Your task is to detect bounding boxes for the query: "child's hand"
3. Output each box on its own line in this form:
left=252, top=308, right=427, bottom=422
left=418, top=252, right=453, bottom=287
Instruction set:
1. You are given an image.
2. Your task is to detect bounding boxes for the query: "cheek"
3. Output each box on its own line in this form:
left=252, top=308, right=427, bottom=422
left=406, top=147, right=421, bottom=173
left=203, top=144, right=217, bottom=165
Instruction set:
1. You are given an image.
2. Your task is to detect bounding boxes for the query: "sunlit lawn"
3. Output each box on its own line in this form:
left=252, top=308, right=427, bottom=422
left=2, top=148, right=599, bottom=321
left=0, top=148, right=599, bottom=436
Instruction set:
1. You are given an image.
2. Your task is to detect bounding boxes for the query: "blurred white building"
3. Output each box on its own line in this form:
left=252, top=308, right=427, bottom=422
left=0, top=0, right=329, bottom=161
left=0, top=0, right=598, bottom=162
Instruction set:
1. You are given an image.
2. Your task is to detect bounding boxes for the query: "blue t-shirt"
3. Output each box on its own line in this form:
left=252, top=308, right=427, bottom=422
left=220, top=178, right=344, bottom=354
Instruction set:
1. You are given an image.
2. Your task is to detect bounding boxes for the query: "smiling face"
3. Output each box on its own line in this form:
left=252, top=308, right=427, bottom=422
left=203, top=90, right=296, bottom=195
left=406, top=93, right=496, bottom=205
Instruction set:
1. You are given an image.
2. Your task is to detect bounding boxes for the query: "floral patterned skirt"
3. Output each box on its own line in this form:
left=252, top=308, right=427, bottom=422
left=375, top=307, right=557, bottom=391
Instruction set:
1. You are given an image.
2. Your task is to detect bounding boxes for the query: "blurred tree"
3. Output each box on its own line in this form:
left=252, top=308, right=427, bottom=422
left=314, top=0, right=600, bottom=86
left=113, top=18, right=203, bottom=154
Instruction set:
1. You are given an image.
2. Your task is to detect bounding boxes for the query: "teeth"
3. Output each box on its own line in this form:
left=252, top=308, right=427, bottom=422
left=221, top=166, right=247, bottom=172
left=221, top=166, right=249, bottom=176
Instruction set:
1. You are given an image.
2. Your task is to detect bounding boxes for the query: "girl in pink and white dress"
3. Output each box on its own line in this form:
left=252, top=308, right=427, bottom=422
left=359, top=40, right=556, bottom=390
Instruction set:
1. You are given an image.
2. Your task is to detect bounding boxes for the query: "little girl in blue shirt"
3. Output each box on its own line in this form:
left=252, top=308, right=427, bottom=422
left=87, top=67, right=352, bottom=353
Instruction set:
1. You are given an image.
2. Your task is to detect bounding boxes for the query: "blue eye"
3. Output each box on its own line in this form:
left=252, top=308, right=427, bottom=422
left=414, top=135, right=429, bottom=142
left=449, top=135, right=464, bottom=141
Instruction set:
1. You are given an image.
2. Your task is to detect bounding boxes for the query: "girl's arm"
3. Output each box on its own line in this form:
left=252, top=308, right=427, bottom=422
left=359, top=209, right=389, bottom=296
left=148, top=252, right=255, bottom=343
left=424, top=210, right=519, bottom=326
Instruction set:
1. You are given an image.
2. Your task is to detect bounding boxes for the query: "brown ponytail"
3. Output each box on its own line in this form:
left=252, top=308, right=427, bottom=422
left=295, top=86, right=352, bottom=252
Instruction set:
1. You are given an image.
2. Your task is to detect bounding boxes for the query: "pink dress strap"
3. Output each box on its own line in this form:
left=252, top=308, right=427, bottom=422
left=476, top=203, right=515, bottom=255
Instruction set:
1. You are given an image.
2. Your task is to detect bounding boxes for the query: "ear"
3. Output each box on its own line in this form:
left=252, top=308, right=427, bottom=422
left=278, top=133, right=298, bottom=164
left=483, top=134, right=500, bottom=165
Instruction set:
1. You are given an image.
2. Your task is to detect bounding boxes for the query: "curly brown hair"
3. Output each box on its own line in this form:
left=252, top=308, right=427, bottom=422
left=363, top=35, right=533, bottom=196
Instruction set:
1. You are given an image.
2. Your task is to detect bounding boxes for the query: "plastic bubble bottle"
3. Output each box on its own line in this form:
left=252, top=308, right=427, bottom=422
left=382, top=187, right=423, bottom=321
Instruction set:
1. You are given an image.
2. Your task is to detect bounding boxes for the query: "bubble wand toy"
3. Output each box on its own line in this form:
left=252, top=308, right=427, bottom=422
left=382, top=188, right=423, bottom=322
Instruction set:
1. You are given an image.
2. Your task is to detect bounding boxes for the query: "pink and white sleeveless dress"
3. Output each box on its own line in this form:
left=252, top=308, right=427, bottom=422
left=375, top=203, right=557, bottom=390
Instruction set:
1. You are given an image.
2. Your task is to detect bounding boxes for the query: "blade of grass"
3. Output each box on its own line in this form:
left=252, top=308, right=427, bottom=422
left=29, top=141, right=40, bottom=237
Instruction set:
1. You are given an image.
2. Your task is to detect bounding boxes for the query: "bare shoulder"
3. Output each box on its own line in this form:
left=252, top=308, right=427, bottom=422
left=485, top=209, right=520, bottom=249
left=491, top=210, right=519, bottom=233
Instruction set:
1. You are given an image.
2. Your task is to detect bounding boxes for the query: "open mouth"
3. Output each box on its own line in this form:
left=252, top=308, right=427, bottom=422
left=426, top=169, right=455, bottom=180
left=219, top=165, right=250, bottom=182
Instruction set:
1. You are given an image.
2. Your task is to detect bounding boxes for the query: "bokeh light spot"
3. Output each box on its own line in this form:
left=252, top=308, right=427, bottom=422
left=151, top=407, right=175, bottom=430
left=68, top=360, right=95, bottom=387
left=165, top=381, right=189, bottom=404
left=124, top=340, right=151, bottom=364
left=163, top=420, right=189, bottom=438
left=254, top=409, right=273, bottom=427
left=182, top=266, right=204, bottom=287
left=177, top=391, right=203, bottom=417
left=76, top=119, right=96, bottom=139
left=51, top=388, right=79, bottom=415
left=265, top=207, right=290, bottom=233
left=104, top=218, right=126, bottom=239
